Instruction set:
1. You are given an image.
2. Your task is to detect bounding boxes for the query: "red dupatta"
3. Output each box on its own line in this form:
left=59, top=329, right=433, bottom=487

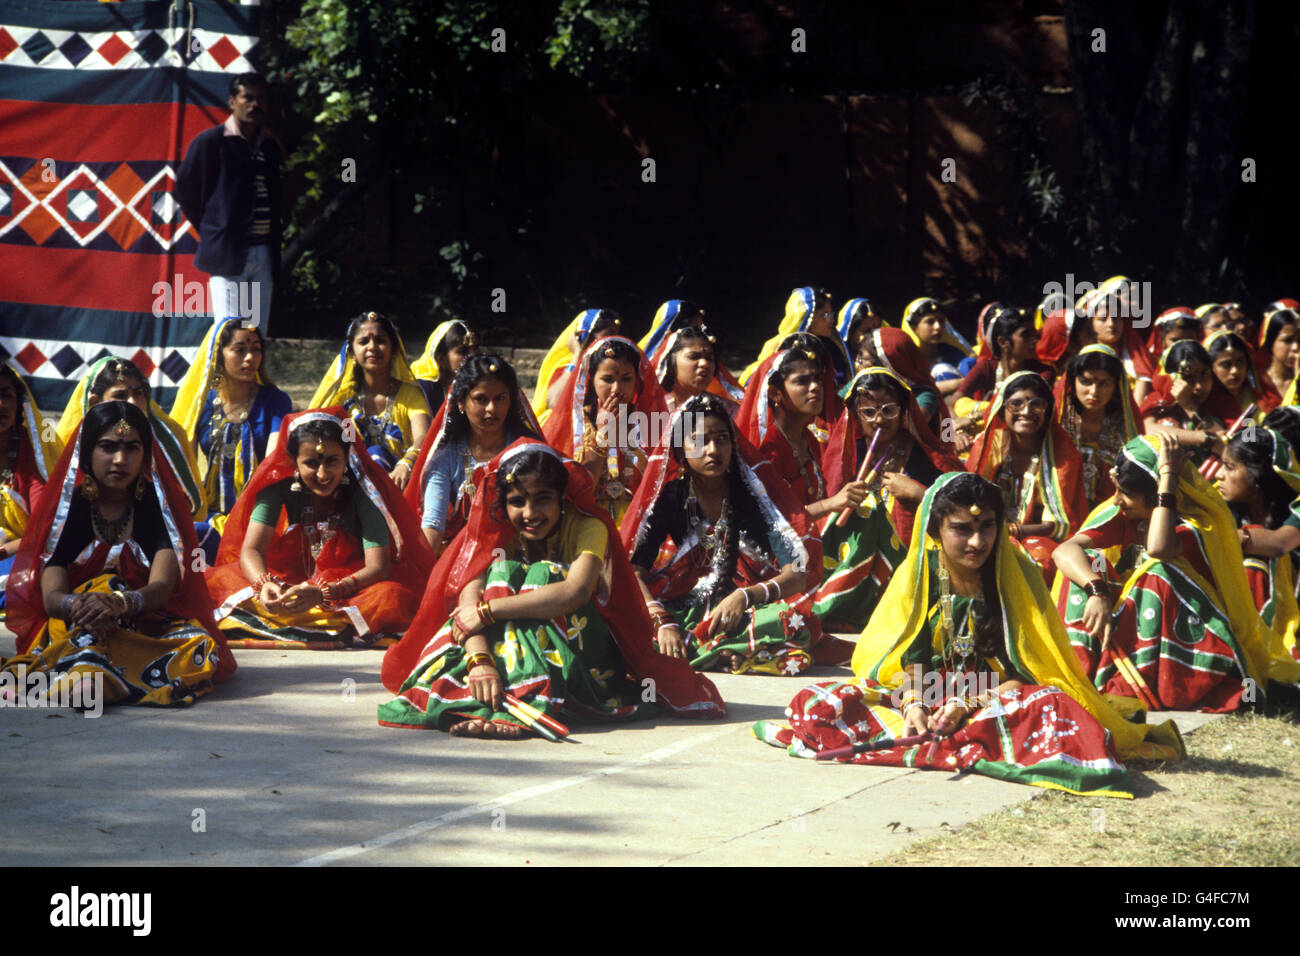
left=542, top=335, right=668, bottom=457
left=1139, top=352, right=1244, bottom=425
left=649, top=327, right=746, bottom=406
left=870, top=327, right=942, bottom=400
left=5, top=417, right=236, bottom=682
left=967, top=370, right=1089, bottom=535
left=380, top=439, right=725, bottom=717
left=823, top=367, right=964, bottom=546
left=736, top=349, right=834, bottom=505
left=206, top=407, right=433, bottom=605
left=1202, top=330, right=1281, bottom=415
left=621, top=400, right=822, bottom=593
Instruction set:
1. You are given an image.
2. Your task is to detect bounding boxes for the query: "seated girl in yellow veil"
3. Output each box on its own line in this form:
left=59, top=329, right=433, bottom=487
left=901, top=297, right=975, bottom=398
left=755, top=472, right=1184, bottom=797
left=532, top=308, right=624, bottom=422
left=169, top=318, right=293, bottom=562
left=411, top=319, right=479, bottom=415
left=738, top=287, right=852, bottom=387
left=309, top=311, right=431, bottom=491
left=1053, top=434, right=1299, bottom=712
left=0, top=363, right=62, bottom=610
left=56, top=356, right=205, bottom=522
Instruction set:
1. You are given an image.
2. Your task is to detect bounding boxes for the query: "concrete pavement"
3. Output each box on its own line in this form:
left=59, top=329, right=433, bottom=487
left=0, top=630, right=1219, bottom=866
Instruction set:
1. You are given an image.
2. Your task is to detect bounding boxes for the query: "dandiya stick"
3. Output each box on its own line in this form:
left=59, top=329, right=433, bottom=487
left=835, top=444, right=895, bottom=529
left=500, top=696, right=562, bottom=742
left=821, top=427, right=881, bottom=534
left=1108, top=644, right=1161, bottom=712
left=502, top=692, right=570, bottom=739
left=1199, top=404, right=1256, bottom=480
left=815, top=732, right=932, bottom=761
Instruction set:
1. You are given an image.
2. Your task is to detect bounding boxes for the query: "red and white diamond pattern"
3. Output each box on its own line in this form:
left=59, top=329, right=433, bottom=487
left=0, top=25, right=256, bottom=72
left=0, top=159, right=196, bottom=249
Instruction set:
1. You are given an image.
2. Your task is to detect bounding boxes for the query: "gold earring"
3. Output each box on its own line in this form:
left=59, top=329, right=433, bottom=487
left=82, top=474, right=98, bottom=502
left=135, top=475, right=147, bottom=500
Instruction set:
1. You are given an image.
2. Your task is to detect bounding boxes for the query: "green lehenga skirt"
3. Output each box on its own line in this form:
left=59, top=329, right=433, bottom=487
left=810, top=499, right=905, bottom=630
left=378, top=559, right=656, bottom=731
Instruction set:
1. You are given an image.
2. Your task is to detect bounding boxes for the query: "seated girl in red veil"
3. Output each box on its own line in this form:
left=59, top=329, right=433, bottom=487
left=3, top=401, right=235, bottom=707
left=204, top=408, right=433, bottom=648
left=378, top=441, right=724, bottom=738
left=542, top=335, right=668, bottom=526
left=1140, top=340, right=1241, bottom=469
left=738, top=335, right=857, bottom=523
left=622, top=394, right=822, bottom=675
left=1204, top=329, right=1280, bottom=423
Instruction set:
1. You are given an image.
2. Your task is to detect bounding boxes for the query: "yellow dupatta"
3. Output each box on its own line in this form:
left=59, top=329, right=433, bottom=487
left=56, top=357, right=205, bottom=521
left=1082, top=435, right=1299, bottom=688
left=852, top=472, right=1184, bottom=761
left=738, top=288, right=817, bottom=386
left=901, top=297, right=976, bottom=359
left=169, top=317, right=273, bottom=437
left=308, top=320, right=431, bottom=450
left=410, top=319, right=469, bottom=383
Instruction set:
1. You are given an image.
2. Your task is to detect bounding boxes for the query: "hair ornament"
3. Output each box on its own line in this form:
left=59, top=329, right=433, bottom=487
left=504, top=471, right=517, bottom=484
left=603, top=346, right=616, bottom=358
left=315, top=442, right=325, bottom=454
left=366, top=311, right=378, bottom=321
left=487, top=361, right=499, bottom=373
left=802, top=349, right=816, bottom=360
left=464, top=330, right=479, bottom=347
left=968, top=503, right=982, bottom=516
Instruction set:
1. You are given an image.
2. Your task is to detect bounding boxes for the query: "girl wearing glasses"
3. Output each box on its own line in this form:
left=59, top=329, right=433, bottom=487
left=966, top=371, right=1087, bottom=548
left=815, top=368, right=964, bottom=630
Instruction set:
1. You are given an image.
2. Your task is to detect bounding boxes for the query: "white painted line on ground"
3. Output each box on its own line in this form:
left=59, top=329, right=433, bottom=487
left=295, top=726, right=736, bottom=866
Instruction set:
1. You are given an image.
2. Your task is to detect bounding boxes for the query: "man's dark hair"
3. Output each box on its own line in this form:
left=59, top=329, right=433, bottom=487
left=229, top=73, right=268, bottom=98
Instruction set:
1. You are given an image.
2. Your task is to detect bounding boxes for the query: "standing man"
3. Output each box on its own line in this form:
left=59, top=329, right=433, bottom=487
left=177, top=73, right=282, bottom=334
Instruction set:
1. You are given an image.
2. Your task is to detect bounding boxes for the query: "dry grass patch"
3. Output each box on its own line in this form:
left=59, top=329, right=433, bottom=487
left=882, top=711, right=1300, bottom=867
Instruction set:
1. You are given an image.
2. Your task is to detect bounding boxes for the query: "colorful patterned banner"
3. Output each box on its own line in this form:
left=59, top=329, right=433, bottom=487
left=0, top=0, right=262, bottom=410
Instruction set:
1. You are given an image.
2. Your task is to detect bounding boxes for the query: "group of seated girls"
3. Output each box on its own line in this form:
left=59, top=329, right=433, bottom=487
left=4, top=282, right=1300, bottom=798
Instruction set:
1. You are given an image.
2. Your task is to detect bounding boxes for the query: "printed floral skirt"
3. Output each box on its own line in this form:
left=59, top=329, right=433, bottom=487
left=378, top=559, right=655, bottom=732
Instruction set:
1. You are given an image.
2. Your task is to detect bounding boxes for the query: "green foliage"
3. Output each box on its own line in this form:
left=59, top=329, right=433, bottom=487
left=266, top=0, right=653, bottom=333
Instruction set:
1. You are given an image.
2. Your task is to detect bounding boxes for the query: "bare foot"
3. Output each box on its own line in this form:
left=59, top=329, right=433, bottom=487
left=449, top=718, right=527, bottom=739
left=716, top=650, right=744, bottom=673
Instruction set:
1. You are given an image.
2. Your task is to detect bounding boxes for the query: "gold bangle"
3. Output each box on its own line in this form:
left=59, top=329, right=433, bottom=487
left=477, top=599, right=496, bottom=626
